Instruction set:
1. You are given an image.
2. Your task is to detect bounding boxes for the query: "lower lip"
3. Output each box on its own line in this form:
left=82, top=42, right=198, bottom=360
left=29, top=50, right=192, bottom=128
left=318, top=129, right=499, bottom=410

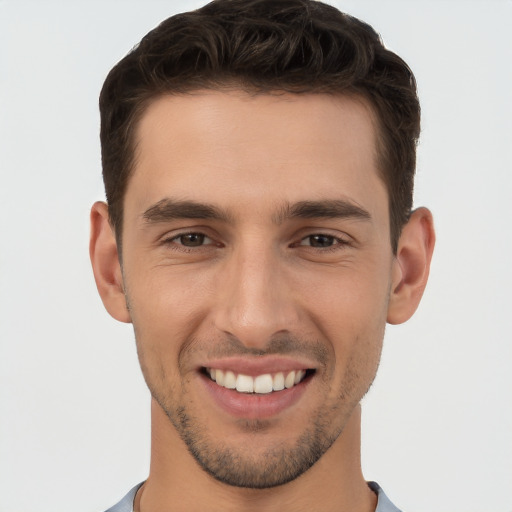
left=201, top=373, right=311, bottom=419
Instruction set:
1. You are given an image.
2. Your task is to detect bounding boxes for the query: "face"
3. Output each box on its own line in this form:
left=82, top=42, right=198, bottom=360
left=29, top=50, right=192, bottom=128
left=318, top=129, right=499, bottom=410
left=120, top=90, right=396, bottom=488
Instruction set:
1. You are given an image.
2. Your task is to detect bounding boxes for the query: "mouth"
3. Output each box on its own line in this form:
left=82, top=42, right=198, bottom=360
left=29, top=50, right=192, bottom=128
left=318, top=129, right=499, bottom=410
left=202, top=367, right=315, bottom=394
left=198, top=357, right=318, bottom=419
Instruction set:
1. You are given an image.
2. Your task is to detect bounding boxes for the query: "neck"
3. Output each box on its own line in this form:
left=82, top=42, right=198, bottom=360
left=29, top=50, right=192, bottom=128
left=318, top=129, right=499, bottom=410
left=137, top=400, right=376, bottom=512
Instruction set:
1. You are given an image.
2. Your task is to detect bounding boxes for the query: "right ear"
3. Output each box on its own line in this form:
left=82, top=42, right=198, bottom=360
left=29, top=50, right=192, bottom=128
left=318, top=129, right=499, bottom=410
left=89, top=201, right=131, bottom=323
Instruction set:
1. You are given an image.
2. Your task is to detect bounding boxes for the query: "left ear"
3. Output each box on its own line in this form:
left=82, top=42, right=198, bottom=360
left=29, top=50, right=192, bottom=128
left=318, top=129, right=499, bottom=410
left=387, top=207, right=435, bottom=325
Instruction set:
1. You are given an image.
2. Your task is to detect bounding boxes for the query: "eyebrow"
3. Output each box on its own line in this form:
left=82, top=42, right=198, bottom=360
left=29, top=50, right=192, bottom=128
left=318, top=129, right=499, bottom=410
left=273, top=199, right=371, bottom=224
left=142, top=199, right=232, bottom=223
left=141, top=198, right=371, bottom=225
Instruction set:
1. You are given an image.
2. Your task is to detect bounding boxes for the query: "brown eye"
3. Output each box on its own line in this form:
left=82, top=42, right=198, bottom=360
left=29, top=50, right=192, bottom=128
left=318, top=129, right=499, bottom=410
left=301, top=234, right=338, bottom=248
left=177, top=233, right=208, bottom=247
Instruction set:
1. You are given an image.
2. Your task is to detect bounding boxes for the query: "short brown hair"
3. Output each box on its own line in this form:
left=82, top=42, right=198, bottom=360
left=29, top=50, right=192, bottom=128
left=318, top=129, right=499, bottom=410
left=100, top=0, right=420, bottom=252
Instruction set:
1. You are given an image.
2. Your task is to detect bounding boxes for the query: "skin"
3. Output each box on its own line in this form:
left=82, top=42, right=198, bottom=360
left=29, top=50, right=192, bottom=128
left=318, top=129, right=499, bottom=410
left=90, top=90, right=435, bottom=512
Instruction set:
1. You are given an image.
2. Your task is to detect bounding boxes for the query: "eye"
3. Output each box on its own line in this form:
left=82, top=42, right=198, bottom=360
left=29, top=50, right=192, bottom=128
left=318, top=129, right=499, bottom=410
left=171, top=232, right=213, bottom=247
left=299, top=234, right=343, bottom=248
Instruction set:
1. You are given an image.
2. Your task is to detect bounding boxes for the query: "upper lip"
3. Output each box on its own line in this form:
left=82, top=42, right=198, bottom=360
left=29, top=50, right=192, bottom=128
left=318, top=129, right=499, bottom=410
left=199, top=356, right=317, bottom=376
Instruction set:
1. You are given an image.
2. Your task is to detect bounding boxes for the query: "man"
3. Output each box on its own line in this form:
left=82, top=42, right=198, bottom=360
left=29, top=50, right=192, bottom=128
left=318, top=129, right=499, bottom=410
left=90, top=0, right=435, bottom=510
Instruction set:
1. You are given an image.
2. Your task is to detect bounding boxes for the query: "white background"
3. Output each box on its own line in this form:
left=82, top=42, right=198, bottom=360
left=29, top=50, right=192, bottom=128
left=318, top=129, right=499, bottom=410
left=1, top=1, right=511, bottom=511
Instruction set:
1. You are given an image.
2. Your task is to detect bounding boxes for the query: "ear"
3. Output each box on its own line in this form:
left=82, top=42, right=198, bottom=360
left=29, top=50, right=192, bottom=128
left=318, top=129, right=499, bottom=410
left=387, top=207, right=435, bottom=325
left=89, top=201, right=131, bottom=323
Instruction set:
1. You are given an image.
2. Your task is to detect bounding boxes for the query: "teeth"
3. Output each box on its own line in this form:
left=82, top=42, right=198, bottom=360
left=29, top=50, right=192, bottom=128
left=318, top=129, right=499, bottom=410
left=224, top=370, right=236, bottom=389
left=294, top=369, right=305, bottom=384
left=254, top=374, right=273, bottom=394
left=273, top=372, right=285, bottom=391
left=284, top=371, right=296, bottom=389
left=236, top=374, right=254, bottom=393
left=207, top=368, right=308, bottom=394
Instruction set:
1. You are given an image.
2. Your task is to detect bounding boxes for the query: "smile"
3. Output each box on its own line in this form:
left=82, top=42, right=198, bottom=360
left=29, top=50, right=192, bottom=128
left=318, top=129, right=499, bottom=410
left=205, top=367, right=311, bottom=394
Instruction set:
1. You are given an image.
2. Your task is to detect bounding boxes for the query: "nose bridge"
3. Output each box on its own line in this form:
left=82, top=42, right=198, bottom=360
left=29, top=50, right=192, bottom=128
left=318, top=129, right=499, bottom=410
left=214, top=237, right=297, bottom=348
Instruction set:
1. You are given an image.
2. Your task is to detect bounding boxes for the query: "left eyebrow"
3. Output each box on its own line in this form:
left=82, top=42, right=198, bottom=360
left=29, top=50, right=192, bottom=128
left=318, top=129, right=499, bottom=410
left=273, top=199, right=372, bottom=224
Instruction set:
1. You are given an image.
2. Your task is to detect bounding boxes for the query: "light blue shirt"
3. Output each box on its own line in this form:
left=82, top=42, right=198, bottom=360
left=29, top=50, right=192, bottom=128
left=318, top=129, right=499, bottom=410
left=104, top=481, right=402, bottom=511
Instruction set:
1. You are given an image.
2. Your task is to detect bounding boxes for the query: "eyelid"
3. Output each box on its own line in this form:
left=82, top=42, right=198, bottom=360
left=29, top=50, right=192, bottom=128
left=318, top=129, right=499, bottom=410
left=167, top=232, right=210, bottom=247
left=299, top=235, right=340, bottom=245
left=157, top=228, right=219, bottom=249
left=298, top=234, right=349, bottom=246
left=155, top=223, right=216, bottom=240
left=286, top=226, right=356, bottom=255
left=172, top=232, right=213, bottom=244
left=295, top=226, right=351, bottom=241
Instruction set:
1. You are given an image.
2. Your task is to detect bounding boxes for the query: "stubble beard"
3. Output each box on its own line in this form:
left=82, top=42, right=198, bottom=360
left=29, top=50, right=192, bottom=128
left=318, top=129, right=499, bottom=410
left=157, top=396, right=345, bottom=489
left=149, top=357, right=373, bottom=489
left=134, top=326, right=382, bottom=489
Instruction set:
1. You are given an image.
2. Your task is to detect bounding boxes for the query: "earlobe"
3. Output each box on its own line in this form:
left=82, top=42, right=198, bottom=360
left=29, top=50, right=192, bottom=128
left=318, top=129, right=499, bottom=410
left=387, top=207, right=435, bottom=325
left=89, top=201, right=132, bottom=323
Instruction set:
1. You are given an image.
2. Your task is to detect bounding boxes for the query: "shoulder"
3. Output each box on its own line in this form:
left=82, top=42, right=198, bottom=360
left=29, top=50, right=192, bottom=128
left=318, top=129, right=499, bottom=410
left=103, top=483, right=144, bottom=512
left=368, top=481, right=403, bottom=512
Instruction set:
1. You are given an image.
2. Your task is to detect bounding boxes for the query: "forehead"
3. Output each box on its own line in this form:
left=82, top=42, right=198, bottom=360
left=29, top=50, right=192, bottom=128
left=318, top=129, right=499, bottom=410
left=127, top=90, right=386, bottom=223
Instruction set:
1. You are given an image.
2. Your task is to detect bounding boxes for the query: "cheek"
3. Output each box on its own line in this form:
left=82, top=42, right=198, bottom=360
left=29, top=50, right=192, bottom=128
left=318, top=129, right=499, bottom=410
left=310, top=281, right=387, bottom=403
left=126, top=268, right=218, bottom=380
left=128, top=267, right=210, bottom=331
left=300, top=267, right=389, bottom=378
left=304, top=267, right=390, bottom=331
left=127, top=281, right=191, bottom=377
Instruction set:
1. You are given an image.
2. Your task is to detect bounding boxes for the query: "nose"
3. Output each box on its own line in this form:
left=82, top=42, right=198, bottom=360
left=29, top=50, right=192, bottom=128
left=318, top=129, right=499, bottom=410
left=212, top=242, right=300, bottom=350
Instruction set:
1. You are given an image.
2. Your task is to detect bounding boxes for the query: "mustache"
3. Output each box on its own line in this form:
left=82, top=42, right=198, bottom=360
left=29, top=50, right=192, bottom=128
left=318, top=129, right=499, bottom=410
left=185, top=332, right=330, bottom=367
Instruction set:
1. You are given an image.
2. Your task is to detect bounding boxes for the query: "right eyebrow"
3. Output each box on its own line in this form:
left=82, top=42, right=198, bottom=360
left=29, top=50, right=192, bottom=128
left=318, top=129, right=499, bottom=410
left=141, top=198, right=232, bottom=223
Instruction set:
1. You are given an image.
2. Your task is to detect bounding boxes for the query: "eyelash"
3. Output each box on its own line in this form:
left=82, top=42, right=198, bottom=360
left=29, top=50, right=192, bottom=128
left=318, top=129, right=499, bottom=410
left=295, top=234, right=350, bottom=251
left=161, top=231, right=350, bottom=253
left=162, top=232, right=217, bottom=252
